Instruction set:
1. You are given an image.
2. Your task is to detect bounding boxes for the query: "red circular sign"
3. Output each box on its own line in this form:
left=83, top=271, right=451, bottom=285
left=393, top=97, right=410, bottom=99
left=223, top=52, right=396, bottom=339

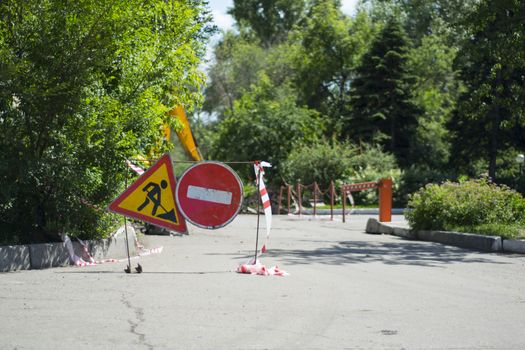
left=175, top=162, right=244, bottom=229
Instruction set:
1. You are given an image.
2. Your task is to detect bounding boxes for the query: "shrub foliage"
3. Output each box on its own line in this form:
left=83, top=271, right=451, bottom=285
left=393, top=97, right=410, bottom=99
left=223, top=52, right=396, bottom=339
left=0, top=1, right=211, bottom=244
left=282, top=140, right=400, bottom=205
left=406, top=179, right=525, bottom=238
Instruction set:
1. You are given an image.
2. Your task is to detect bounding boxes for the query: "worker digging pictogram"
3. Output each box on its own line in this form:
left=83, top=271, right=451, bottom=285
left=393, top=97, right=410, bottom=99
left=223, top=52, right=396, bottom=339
left=109, top=153, right=187, bottom=233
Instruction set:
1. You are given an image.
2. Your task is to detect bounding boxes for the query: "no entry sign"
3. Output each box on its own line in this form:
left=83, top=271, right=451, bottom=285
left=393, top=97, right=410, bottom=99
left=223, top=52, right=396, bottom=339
left=176, top=162, right=243, bottom=229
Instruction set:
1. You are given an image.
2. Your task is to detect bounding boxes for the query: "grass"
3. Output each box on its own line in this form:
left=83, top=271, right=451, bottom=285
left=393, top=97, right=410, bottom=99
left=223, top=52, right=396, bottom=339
left=450, top=223, right=525, bottom=240
left=308, top=204, right=378, bottom=210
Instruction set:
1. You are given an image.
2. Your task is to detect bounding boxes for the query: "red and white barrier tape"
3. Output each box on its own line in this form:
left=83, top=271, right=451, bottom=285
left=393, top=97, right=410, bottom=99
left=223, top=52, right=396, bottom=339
left=63, top=234, right=162, bottom=268
left=236, top=259, right=288, bottom=277
left=126, top=159, right=145, bottom=175
left=138, top=246, right=164, bottom=257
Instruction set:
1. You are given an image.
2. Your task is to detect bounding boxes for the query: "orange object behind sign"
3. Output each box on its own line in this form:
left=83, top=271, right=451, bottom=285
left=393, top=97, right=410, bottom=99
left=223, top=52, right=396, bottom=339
left=378, top=178, right=392, bottom=222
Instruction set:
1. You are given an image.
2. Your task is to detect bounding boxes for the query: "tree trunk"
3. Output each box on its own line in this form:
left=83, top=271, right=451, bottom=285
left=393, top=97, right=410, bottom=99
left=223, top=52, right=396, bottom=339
left=488, top=106, right=499, bottom=181
left=488, top=71, right=502, bottom=181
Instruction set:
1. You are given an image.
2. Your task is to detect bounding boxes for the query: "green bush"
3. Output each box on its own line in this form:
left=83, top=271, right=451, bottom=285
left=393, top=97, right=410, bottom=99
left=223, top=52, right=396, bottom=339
left=396, top=166, right=455, bottom=206
left=0, top=1, right=212, bottom=243
left=406, top=179, right=525, bottom=239
left=282, top=141, right=400, bottom=206
left=344, top=144, right=401, bottom=205
left=281, top=139, right=356, bottom=192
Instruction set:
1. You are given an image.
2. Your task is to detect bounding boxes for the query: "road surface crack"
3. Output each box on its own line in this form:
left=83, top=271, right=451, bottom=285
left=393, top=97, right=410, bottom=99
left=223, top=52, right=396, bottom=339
left=121, top=294, right=153, bottom=350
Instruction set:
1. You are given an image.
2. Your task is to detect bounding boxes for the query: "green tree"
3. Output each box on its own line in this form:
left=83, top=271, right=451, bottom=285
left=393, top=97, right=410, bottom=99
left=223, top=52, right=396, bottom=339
left=344, top=17, right=420, bottom=166
left=204, top=1, right=377, bottom=139
left=211, top=74, right=323, bottom=181
left=362, top=0, right=479, bottom=45
left=0, top=0, right=212, bottom=243
left=450, top=0, right=525, bottom=180
left=293, top=2, right=375, bottom=132
left=407, top=32, right=463, bottom=169
left=203, top=32, right=267, bottom=118
left=228, top=0, right=307, bottom=48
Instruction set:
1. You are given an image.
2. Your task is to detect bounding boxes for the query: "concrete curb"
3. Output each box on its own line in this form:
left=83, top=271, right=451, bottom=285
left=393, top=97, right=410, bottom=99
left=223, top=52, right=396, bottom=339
left=0, top=245, right=31, bottom=272
left=365, top=218, right=417, bottom=239
left=0, top=225, right=137, bottom=273
left=297, top=208, right=405, bottom=215
left=502, top=239, right=525, bottom=254
left=366, top=218, right=391, bottom=235
left=366, top=218, right=511, bottom=253
left=29, top=243, right=71, bottom=269
left=418, top=230, right=502, bottom=252
left=392, top=226, right=418, bottom=240
left=87, top=224, right=137, bottom=261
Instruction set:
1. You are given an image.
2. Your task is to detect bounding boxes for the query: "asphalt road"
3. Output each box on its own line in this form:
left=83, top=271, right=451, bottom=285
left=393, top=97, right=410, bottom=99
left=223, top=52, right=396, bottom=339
left=2, top=214, right=525, bottom=350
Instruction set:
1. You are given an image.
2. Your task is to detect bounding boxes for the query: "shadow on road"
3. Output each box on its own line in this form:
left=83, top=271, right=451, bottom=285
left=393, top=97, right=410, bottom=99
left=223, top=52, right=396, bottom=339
left=55, top=270, right=231, bottom=274
left=260, top=238, right=511, bottom=267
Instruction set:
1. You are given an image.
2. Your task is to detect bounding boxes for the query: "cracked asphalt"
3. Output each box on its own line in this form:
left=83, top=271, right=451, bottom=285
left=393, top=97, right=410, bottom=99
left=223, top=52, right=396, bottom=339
left=2, top=214, right=525, bottom=349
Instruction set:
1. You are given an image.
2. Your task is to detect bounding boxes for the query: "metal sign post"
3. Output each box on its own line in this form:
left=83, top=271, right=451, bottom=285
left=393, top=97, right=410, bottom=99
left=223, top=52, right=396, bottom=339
left=253, top=168, right=262, bottom=264
left=123, top=165, right=132, bottom=273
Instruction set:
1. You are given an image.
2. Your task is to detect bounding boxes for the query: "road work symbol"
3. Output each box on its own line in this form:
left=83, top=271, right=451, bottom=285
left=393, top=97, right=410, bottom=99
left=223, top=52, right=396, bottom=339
left=108, top=153, right=187, bottom=233
left=138, top=180, right=167, bottom=216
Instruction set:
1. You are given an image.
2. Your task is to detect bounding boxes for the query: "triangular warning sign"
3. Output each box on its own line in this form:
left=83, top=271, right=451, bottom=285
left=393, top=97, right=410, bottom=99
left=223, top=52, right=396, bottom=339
left=108, top=153, right=187, bottom=233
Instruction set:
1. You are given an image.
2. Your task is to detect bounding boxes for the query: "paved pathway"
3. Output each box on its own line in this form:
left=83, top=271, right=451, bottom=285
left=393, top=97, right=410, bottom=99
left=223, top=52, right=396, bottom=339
left=1, top=214, right=525, bottom=349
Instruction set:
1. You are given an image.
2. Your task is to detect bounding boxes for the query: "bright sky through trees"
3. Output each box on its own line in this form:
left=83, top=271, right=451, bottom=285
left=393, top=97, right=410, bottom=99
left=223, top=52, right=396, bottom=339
left=203, top=0, right=359, bottom=68
left=209, top=0, right=357, bottom=31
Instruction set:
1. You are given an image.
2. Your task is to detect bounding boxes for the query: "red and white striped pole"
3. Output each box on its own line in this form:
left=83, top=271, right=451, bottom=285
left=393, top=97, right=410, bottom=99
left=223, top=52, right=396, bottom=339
left=253, top=161, right=272, bottom=262
left=126, top=159, right=145, bottom=175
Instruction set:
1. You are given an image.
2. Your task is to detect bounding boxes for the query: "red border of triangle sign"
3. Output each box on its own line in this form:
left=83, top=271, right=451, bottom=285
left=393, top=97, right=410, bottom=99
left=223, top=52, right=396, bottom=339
left=108, top=153, right=187, bottom=233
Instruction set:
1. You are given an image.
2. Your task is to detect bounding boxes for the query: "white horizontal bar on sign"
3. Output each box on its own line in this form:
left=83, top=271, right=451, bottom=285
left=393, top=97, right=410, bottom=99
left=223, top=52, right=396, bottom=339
left=187, top=185, right=232, bottom=205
